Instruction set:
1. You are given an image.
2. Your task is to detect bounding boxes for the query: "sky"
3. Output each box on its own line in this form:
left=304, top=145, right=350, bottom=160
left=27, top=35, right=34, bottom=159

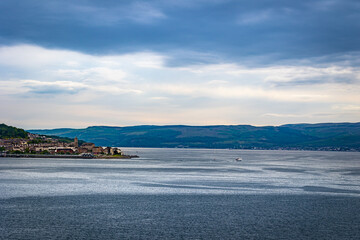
left=0, top=0, right=359, bottom=129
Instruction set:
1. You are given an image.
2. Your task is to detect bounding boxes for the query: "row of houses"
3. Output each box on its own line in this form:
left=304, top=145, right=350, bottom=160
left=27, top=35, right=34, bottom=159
left=0, top=134, right=121, bottom=156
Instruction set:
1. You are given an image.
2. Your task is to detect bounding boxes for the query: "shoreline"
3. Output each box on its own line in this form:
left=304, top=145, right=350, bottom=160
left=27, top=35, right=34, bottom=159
left=0, top=153, right=139, bottom=159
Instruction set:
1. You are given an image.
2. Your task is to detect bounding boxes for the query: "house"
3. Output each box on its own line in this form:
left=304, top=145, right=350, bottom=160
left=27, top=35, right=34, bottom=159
left=92, top=147, right=104, bottom=154
left=78, top=147, right=89, bottom=153
left=55, top=148, right=74, bottom=154
left=81, top=143, right=95, bottom=151
left=110, top=147, right=121, bottom=155
left=103, top=147, right=111, bottom=155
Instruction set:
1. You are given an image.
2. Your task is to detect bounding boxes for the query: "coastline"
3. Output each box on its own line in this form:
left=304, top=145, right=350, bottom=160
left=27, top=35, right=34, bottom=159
left=0, top=153, right=139, bottom=159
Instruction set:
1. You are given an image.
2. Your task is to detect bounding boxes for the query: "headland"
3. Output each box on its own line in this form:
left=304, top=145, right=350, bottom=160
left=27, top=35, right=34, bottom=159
left=0, top=124, right=138, bottom=159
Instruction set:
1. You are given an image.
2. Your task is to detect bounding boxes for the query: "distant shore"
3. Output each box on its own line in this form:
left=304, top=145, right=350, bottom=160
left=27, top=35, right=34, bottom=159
left=28, top=123, right=360, bottom=152
left=0, top=153, right=139, bottom=159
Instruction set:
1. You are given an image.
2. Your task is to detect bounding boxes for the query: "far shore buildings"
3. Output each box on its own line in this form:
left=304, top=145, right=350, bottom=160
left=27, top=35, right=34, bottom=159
left=0, top=135, right=121, bottom=156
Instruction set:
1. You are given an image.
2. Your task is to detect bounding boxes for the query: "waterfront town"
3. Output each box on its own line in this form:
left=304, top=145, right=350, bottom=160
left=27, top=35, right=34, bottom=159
left=0, top=132, right=122, bottom=157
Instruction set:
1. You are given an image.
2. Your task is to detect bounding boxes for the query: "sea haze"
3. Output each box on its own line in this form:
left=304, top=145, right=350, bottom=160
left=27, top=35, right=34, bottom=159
left=1, top=148, right=360, bottom=239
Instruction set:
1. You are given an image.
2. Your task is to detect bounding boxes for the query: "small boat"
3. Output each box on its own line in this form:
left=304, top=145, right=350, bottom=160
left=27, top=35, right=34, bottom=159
left=235, top=157, right=242, bottom=161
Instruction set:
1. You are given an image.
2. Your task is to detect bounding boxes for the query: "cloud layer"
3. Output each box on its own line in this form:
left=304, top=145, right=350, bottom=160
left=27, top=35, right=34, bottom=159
left=1, top=0, right=360, bottom=64
left=0, top=0, right=359, bottom=128
left=0, top=44, right=359, bottom=128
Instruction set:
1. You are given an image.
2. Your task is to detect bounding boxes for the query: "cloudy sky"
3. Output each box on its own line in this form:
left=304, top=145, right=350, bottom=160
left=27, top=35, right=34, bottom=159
left=1, top=0, right=359, bottom=129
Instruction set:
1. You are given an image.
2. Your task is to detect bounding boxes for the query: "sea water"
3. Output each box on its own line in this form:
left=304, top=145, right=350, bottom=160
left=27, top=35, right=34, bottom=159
left=1, top=148, right=360, bottom=239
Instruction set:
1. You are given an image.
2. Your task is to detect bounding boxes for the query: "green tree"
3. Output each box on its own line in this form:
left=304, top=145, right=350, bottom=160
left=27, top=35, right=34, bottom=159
left=0, top=124, right=28, bottom=138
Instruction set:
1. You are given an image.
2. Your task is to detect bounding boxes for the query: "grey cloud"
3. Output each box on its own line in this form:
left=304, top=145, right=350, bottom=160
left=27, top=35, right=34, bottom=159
left=272, top=75, right=358, bottom=87
left=1, top=0, right=359, bottom=64
left=50, top=1, right=166, bottom=25
left=164, top=51, right=222, bottom=67
left=28, top=86, right=81, bottom=95
left=23, top=81, right=87, bottom=95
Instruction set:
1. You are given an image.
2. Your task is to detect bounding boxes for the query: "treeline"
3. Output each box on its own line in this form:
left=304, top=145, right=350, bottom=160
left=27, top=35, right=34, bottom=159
left=0, top=123, right=85, bottom=144
left=0, top=124, right=28, bottom=138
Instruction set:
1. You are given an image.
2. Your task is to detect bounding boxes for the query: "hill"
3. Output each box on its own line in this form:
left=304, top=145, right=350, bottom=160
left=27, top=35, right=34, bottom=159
left=0, top=123, right=83, bottom=144
left=0, top=124, right=28, bottom=138
left=29, top=123, right=360, bottom=151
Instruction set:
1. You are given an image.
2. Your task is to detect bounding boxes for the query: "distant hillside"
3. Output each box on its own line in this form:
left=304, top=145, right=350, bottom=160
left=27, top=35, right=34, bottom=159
left=0, top=123, right=83, bottom=144
left=0, top=124, right=28, bottom=138
left=29, top=123, right=360, bottom=151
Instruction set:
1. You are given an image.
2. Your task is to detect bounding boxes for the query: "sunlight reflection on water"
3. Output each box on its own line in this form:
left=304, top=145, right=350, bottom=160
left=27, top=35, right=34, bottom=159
left=1, top=148, right=360, bottom=198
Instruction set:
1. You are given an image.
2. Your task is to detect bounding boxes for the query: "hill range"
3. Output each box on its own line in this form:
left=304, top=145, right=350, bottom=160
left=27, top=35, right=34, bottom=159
left=28, top=123, right=360, bottom=151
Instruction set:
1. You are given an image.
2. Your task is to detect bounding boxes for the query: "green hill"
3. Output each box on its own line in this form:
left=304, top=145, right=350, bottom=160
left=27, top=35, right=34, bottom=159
left=29, top=123, right=360, bottom=151
left=0, top=124, right=28, bottom=138
left=0, top=123, right=84, bottom=145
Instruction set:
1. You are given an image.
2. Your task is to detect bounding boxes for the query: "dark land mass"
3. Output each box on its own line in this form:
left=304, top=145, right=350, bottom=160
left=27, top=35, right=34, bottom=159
left=0, top=123, right=83, bottom=144
left=0, top=123, right=28, bottom=138
left=29, top=122, right=360, bottom=151
left=1, top=124, right=137, bottom=158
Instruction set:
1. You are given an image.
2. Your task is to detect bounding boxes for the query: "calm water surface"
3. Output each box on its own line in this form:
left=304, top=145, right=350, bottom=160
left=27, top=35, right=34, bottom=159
left=1, top=148, right=360, bottom=239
